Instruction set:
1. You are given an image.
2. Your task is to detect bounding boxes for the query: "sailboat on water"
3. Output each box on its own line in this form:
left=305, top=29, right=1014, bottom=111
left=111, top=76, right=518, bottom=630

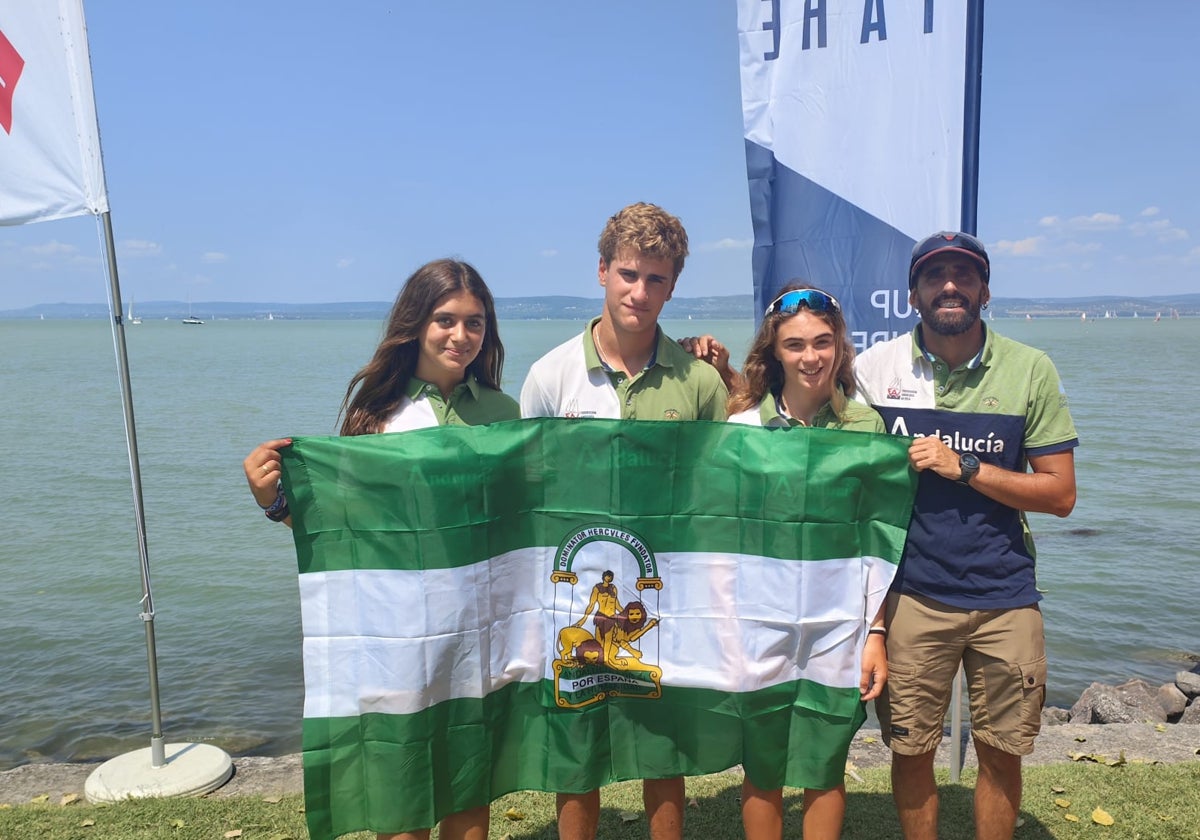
left=127, top=298, right=141, bottom=324
left=182, top=296, right=204, bottom=325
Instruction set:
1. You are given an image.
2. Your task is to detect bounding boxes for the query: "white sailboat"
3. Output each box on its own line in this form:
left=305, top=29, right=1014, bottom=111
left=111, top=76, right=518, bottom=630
left=182, top=296, right=204, bottom=325
left=127, top=298, right=141, bottom=324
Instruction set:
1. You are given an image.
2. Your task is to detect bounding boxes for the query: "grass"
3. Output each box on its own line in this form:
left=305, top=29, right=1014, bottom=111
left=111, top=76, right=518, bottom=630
left=2, top=763, right=1199, bottom=840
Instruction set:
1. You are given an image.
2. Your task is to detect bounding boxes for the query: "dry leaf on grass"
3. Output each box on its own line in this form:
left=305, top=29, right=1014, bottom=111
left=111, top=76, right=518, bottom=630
left=503, top=807, right=526, bottom=821
left=1091, top=807, right=1115, bottom=826
left=60, top=793, right=79, bottom=806
left=224, top=830, right=243, bottom=839
left=1053, top=798, right=1071, bottom=809
left=619, top=810, right=641, bottom=823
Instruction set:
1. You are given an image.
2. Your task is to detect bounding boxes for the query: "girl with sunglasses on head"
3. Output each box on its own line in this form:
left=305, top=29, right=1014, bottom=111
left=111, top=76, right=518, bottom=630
left=727, top=283, right=888, bottom=840
left=727, top=284, right=883, bottom=432
left=242, top=258, right=518, bottom=840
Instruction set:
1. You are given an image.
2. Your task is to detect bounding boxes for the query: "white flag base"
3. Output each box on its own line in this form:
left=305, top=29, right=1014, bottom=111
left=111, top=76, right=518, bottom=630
left=84, top=743, right=233, bottom=803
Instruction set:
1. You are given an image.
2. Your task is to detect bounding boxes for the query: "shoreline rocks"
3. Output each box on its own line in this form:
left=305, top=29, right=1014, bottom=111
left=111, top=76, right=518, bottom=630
left=1060, top=667, right=1200, bottom=726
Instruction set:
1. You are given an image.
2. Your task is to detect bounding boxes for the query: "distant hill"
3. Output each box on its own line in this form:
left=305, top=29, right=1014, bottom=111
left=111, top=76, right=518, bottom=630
left=1, top=296, right=756, bottom=321
left=4, top=293, right=1199, bottom=321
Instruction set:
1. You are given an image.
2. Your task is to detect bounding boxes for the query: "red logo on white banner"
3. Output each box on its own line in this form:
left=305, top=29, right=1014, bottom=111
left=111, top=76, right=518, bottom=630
left=0, top=28, right=25, bottom=134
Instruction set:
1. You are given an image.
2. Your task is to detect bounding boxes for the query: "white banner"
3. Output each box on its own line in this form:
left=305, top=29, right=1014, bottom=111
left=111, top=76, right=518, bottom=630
left=738, top=0, right=981, bottom=347
left=0, top=0, right=108, bottom=225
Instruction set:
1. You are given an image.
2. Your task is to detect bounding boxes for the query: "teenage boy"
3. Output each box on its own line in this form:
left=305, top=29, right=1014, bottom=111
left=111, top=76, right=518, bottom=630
left=520, top=202, right=727, bottom=840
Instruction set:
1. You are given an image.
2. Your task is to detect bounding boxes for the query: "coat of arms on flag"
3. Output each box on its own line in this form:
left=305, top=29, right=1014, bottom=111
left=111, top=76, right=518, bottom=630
left=552, top=526, right=664, bottom=708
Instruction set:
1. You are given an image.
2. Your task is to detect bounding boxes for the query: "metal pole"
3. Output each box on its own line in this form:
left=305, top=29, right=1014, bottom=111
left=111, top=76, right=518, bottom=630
left=100, top=210, right=166, bottom=769
left=951, top=0, right=985, bottom=784
left=960, top=0, right=986, bottom=236
left=949, top=666, right=964, bottom=782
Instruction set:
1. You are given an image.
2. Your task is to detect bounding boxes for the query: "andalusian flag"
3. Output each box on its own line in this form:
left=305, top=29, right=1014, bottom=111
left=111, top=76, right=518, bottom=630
left=282, top=419, right=915, bottom=839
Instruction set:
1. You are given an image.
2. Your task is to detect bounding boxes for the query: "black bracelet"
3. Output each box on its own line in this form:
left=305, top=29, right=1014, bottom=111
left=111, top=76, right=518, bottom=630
left=262, top=489, right=289, bottom=521
left=867, top=627, right=888, bottom=637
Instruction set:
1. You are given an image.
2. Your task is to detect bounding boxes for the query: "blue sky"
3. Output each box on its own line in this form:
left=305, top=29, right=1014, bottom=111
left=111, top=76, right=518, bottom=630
left=1, top=1, right=1197, bottom=309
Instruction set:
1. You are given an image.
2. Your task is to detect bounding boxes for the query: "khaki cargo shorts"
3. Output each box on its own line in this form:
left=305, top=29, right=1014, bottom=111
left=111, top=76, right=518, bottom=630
left=875, top=592, right=1046, bottom=756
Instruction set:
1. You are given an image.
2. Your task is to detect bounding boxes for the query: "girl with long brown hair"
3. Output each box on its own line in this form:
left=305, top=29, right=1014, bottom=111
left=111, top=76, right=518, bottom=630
left=242, top=258, right=517, bottom=840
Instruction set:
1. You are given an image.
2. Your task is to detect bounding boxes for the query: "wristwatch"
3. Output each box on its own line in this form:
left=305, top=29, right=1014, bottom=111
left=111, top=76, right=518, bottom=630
left=956, top=452, right=980, bottom=485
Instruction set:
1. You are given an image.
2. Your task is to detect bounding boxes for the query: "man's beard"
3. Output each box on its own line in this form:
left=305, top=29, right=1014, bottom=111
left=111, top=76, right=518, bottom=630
left=919, top=293, right=982, bottom=336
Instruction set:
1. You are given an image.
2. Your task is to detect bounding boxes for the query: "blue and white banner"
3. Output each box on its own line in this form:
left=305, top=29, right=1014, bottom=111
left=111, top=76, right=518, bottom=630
left=0, top=0, right=108, bottom=226
left=738, top=0, right=983, bottom=349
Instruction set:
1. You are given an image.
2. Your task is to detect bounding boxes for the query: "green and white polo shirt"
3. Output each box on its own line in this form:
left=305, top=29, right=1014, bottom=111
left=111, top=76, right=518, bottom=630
left=728, top=388, right=885, bottom=432
left=519, top=317, right=728, bottom=421
left=854, top=324, right=1078, bottom=609
left=383, top=375, right=519, bottom=432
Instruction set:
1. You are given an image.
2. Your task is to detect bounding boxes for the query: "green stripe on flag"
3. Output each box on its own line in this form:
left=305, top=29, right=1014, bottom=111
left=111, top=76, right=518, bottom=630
left=301, top=679, right=866, bottom=840
left=282, top=418, right=912, bottom=573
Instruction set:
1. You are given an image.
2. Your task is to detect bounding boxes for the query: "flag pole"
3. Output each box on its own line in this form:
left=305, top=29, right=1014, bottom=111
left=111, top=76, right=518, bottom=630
left=97, top=210, right=165, bottom=767
left=82, top=210, right=232, bottom=801
left=3, top=0, right=230, bottom=798
left=950, top=0, right=986, bottom=785
left=960, top=0, right=985, bottom=237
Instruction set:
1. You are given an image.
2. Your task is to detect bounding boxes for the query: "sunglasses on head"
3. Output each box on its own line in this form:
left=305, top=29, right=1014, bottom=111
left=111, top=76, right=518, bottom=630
left=764, top=289, right=841, bottom=318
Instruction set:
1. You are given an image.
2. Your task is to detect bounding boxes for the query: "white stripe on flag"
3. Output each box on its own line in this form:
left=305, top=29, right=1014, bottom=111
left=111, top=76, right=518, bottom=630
left=300, top=549, right=894, bottom=718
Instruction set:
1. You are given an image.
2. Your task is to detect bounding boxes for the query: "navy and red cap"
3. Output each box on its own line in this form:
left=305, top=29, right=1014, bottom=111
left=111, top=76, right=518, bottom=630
left=909, top=231, right=990, bottom=288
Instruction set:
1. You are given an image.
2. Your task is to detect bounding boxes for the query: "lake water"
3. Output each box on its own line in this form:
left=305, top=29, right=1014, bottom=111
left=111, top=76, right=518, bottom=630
left=1, top=315, right=1197, bottom=770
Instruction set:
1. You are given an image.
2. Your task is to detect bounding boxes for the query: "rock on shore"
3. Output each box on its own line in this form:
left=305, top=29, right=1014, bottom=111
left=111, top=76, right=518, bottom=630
left=1063, top=668, right=1200, bottom=725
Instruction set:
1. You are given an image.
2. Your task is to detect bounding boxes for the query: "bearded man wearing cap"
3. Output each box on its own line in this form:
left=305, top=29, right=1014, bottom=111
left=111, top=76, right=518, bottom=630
left=853, top=232, right=1079, bottom=840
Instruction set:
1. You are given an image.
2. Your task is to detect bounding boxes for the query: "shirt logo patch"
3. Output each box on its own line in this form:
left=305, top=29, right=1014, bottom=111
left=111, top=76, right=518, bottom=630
left=983, top=397, right=999, bottom=408
left=563, top=399, right=597, bottom=419
left=662, top=409, right=680, bottom=420
left=886, top=377, right=918, bottom=402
